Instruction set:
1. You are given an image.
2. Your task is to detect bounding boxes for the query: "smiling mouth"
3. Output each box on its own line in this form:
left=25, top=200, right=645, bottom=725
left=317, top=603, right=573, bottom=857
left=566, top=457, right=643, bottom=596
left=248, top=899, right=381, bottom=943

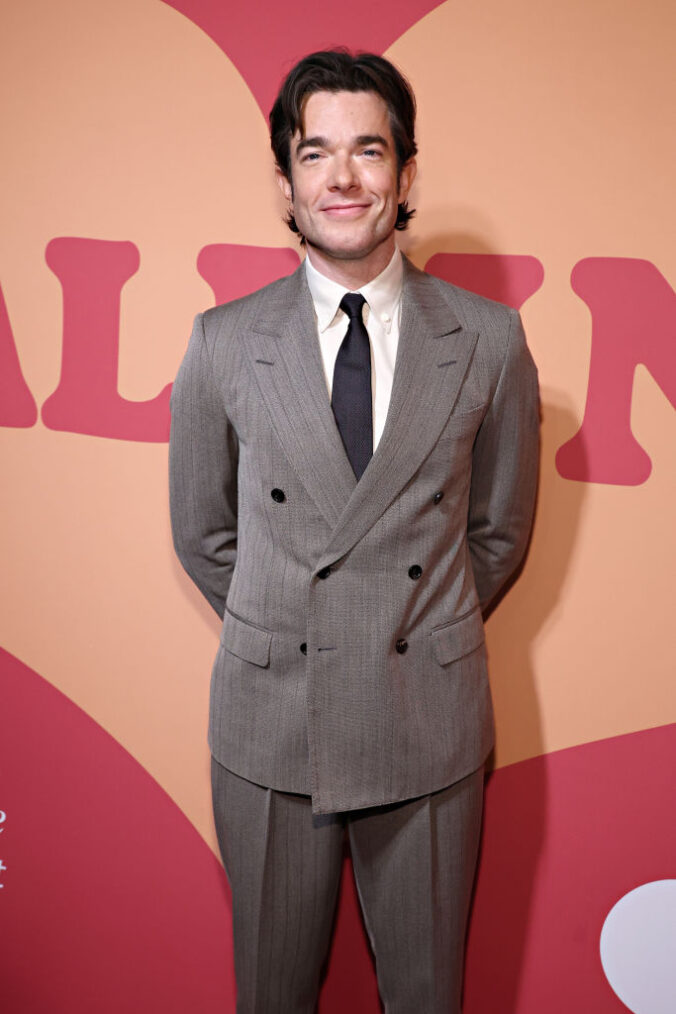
left=321, top=204, right=370, bottom=217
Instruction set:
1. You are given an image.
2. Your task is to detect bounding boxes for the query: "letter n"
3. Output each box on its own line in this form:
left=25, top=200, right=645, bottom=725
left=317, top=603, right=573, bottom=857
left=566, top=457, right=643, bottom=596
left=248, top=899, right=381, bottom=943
left=556, top=258, right=675, bottom=484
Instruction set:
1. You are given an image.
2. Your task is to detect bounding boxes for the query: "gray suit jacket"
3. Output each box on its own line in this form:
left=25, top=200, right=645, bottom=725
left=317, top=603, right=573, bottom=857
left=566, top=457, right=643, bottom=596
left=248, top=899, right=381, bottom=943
left=169, top=257, right=539, bottom=814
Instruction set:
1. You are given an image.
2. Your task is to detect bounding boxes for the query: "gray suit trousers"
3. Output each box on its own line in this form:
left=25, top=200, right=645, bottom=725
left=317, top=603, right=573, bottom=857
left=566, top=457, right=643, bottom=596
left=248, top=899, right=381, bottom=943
left=211, top=760, right=484, bottom=1014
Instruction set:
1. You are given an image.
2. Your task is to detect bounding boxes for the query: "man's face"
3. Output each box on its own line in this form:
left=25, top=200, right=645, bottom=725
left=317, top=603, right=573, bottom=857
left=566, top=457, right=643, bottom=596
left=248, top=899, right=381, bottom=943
left=277, top=90, right=416, bottom=281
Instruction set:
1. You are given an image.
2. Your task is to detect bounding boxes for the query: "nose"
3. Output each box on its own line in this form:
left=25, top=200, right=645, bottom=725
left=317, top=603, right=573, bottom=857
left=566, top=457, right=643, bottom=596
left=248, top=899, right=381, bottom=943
left=328, top=152, right=358, bottom=191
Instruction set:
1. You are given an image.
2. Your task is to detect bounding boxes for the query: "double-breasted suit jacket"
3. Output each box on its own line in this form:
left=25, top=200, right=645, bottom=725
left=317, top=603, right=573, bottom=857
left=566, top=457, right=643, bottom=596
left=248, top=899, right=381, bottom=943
left=169, top=256, right=539, bottom=815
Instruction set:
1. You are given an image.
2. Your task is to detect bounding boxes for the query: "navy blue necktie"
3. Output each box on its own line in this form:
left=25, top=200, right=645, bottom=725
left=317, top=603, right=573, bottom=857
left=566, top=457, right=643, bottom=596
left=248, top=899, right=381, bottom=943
left=332, top=293, right=373, bottom=479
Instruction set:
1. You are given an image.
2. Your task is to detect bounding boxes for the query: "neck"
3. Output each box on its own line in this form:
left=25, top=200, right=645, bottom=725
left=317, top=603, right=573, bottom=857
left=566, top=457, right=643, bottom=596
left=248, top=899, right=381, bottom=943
left=305, top=238, right=396, bottom=290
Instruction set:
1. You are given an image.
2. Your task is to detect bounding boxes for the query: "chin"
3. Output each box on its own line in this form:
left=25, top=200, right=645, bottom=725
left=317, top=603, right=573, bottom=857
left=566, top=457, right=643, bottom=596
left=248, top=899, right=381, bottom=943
left=311, top=233, right=388, bottom=263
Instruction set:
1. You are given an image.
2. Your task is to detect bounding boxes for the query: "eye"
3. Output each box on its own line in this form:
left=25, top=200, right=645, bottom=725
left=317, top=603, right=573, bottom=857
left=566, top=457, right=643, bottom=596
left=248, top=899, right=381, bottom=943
left=301, top=151, right=322, bottom=163
left=362, top=148, right=383, bottom=158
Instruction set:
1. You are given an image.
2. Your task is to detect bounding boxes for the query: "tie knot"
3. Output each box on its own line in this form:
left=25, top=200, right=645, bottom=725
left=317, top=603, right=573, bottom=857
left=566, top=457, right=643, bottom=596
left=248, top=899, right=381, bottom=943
left=340, top=292, right=366, bottom=321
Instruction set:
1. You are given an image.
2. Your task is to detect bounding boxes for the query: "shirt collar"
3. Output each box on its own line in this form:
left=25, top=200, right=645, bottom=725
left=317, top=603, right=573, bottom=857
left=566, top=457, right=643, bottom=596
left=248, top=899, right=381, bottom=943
left=304, top=247, right=403, bottom=334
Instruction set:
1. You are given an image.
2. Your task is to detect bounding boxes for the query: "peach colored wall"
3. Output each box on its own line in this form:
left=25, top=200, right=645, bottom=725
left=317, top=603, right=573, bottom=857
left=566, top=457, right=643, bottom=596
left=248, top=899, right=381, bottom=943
left=1, top=2, right=674, bottom=1011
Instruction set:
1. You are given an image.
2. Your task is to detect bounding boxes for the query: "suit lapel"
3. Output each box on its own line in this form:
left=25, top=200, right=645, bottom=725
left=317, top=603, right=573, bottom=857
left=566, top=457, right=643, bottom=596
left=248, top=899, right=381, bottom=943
left=242, top=265, right=356, bottom=529
left=317, top=259, right=478, bottom=568
left=241, top=258, right=478, bottom=563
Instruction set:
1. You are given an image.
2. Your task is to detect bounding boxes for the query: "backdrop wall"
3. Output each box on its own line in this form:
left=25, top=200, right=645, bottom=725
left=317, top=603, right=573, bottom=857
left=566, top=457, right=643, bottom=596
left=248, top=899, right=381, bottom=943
left=2, top=1, right=674, bottom=1011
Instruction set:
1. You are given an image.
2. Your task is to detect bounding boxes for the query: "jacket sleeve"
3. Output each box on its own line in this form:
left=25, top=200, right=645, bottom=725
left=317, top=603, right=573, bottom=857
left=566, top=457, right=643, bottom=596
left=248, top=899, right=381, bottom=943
left=169, top=312, right=238, bottom=618
left=467, top=308, right=540, bottom=611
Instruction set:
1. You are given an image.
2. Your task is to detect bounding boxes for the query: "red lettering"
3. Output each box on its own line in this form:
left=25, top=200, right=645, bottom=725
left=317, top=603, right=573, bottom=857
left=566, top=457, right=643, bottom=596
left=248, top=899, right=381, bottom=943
left=197, top=244, right=300, bottom=304
left=556, top=258, right=676, bottom=485
left=41, top=238, right=171, bottom=441
left=424, top=253, right=545, bottom=310
left=0, top=284, right=38, bottom=427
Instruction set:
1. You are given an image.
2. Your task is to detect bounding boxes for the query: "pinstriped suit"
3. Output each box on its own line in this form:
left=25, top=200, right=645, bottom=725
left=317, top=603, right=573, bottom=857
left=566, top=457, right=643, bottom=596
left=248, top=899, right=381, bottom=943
left=169, top=255, right=539, bottom=1010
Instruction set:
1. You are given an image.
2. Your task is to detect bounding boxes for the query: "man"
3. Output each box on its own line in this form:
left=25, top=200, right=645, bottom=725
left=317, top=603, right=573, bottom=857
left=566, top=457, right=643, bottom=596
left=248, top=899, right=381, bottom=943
left=170, top=50, right=539, bottom=1014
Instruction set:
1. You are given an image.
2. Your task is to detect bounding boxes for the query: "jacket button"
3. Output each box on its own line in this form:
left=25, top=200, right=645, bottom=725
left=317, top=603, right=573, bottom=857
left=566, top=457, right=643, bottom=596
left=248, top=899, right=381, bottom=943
left=317, top=566, right=331, bottom=580
left=433, top=490, right=444, bottom=504
left=408, top=564, right=423, bottom=580
left=395, top=638, right=408, bottom=654
left=300, top=642, right=307, bottom=655
left=271, top=488, right=286, bottom=503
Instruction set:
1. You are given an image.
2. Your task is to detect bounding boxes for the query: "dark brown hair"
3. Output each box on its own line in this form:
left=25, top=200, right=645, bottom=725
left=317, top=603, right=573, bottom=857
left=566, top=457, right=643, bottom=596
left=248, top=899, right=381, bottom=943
left=270, top=49, right=417, bottom=236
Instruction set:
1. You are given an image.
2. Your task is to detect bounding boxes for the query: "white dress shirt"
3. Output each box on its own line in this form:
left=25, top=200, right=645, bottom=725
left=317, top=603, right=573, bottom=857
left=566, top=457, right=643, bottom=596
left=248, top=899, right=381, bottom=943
left=304, top=248, right=403, bottom=451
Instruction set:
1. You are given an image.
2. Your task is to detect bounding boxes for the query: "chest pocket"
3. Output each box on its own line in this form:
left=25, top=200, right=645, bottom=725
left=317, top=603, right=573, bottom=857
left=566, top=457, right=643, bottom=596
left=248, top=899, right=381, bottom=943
left=436, top=403, right=486, bottom=443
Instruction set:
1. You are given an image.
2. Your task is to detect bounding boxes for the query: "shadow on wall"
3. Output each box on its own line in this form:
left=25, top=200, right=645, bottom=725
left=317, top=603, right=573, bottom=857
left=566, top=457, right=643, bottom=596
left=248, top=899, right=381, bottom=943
left=405, top=229, right=591, bottom=1011
left=465, top=386, right=588, bottom=1014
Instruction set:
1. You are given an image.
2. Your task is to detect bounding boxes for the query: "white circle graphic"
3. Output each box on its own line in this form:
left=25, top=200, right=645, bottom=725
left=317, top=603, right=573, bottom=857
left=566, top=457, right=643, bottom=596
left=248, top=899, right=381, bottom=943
left=600, top=880, right=676, bottom=1014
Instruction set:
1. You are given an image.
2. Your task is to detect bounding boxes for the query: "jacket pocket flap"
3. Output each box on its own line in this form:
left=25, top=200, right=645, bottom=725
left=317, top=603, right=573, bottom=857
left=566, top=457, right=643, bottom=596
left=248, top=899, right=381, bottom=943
left=431, top=607, right=484, bottom=666
left=220, top=610, right=271, bottom=667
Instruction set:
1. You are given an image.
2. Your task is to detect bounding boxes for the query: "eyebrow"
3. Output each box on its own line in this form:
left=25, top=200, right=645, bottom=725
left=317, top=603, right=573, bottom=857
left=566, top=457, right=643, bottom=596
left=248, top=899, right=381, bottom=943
left=355, top=134, right=389, bottom=148
left=295, top=133, right=390, bottom=155
left=296, top=135, right=329, bottom=154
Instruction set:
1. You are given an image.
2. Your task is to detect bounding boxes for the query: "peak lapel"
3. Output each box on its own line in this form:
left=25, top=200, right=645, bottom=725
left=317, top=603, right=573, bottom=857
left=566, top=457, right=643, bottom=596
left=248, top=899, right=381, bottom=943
left=317, top=259, right=479, bottom=568
left=241, top=265, right=356, bottom=529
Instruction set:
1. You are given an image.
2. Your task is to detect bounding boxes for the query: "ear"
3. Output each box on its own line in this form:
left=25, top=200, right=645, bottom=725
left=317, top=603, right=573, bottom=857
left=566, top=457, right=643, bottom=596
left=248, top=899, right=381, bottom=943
left=398, top=158, right=417, bottom=204
left=276, top=166, right=293, bottom=204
